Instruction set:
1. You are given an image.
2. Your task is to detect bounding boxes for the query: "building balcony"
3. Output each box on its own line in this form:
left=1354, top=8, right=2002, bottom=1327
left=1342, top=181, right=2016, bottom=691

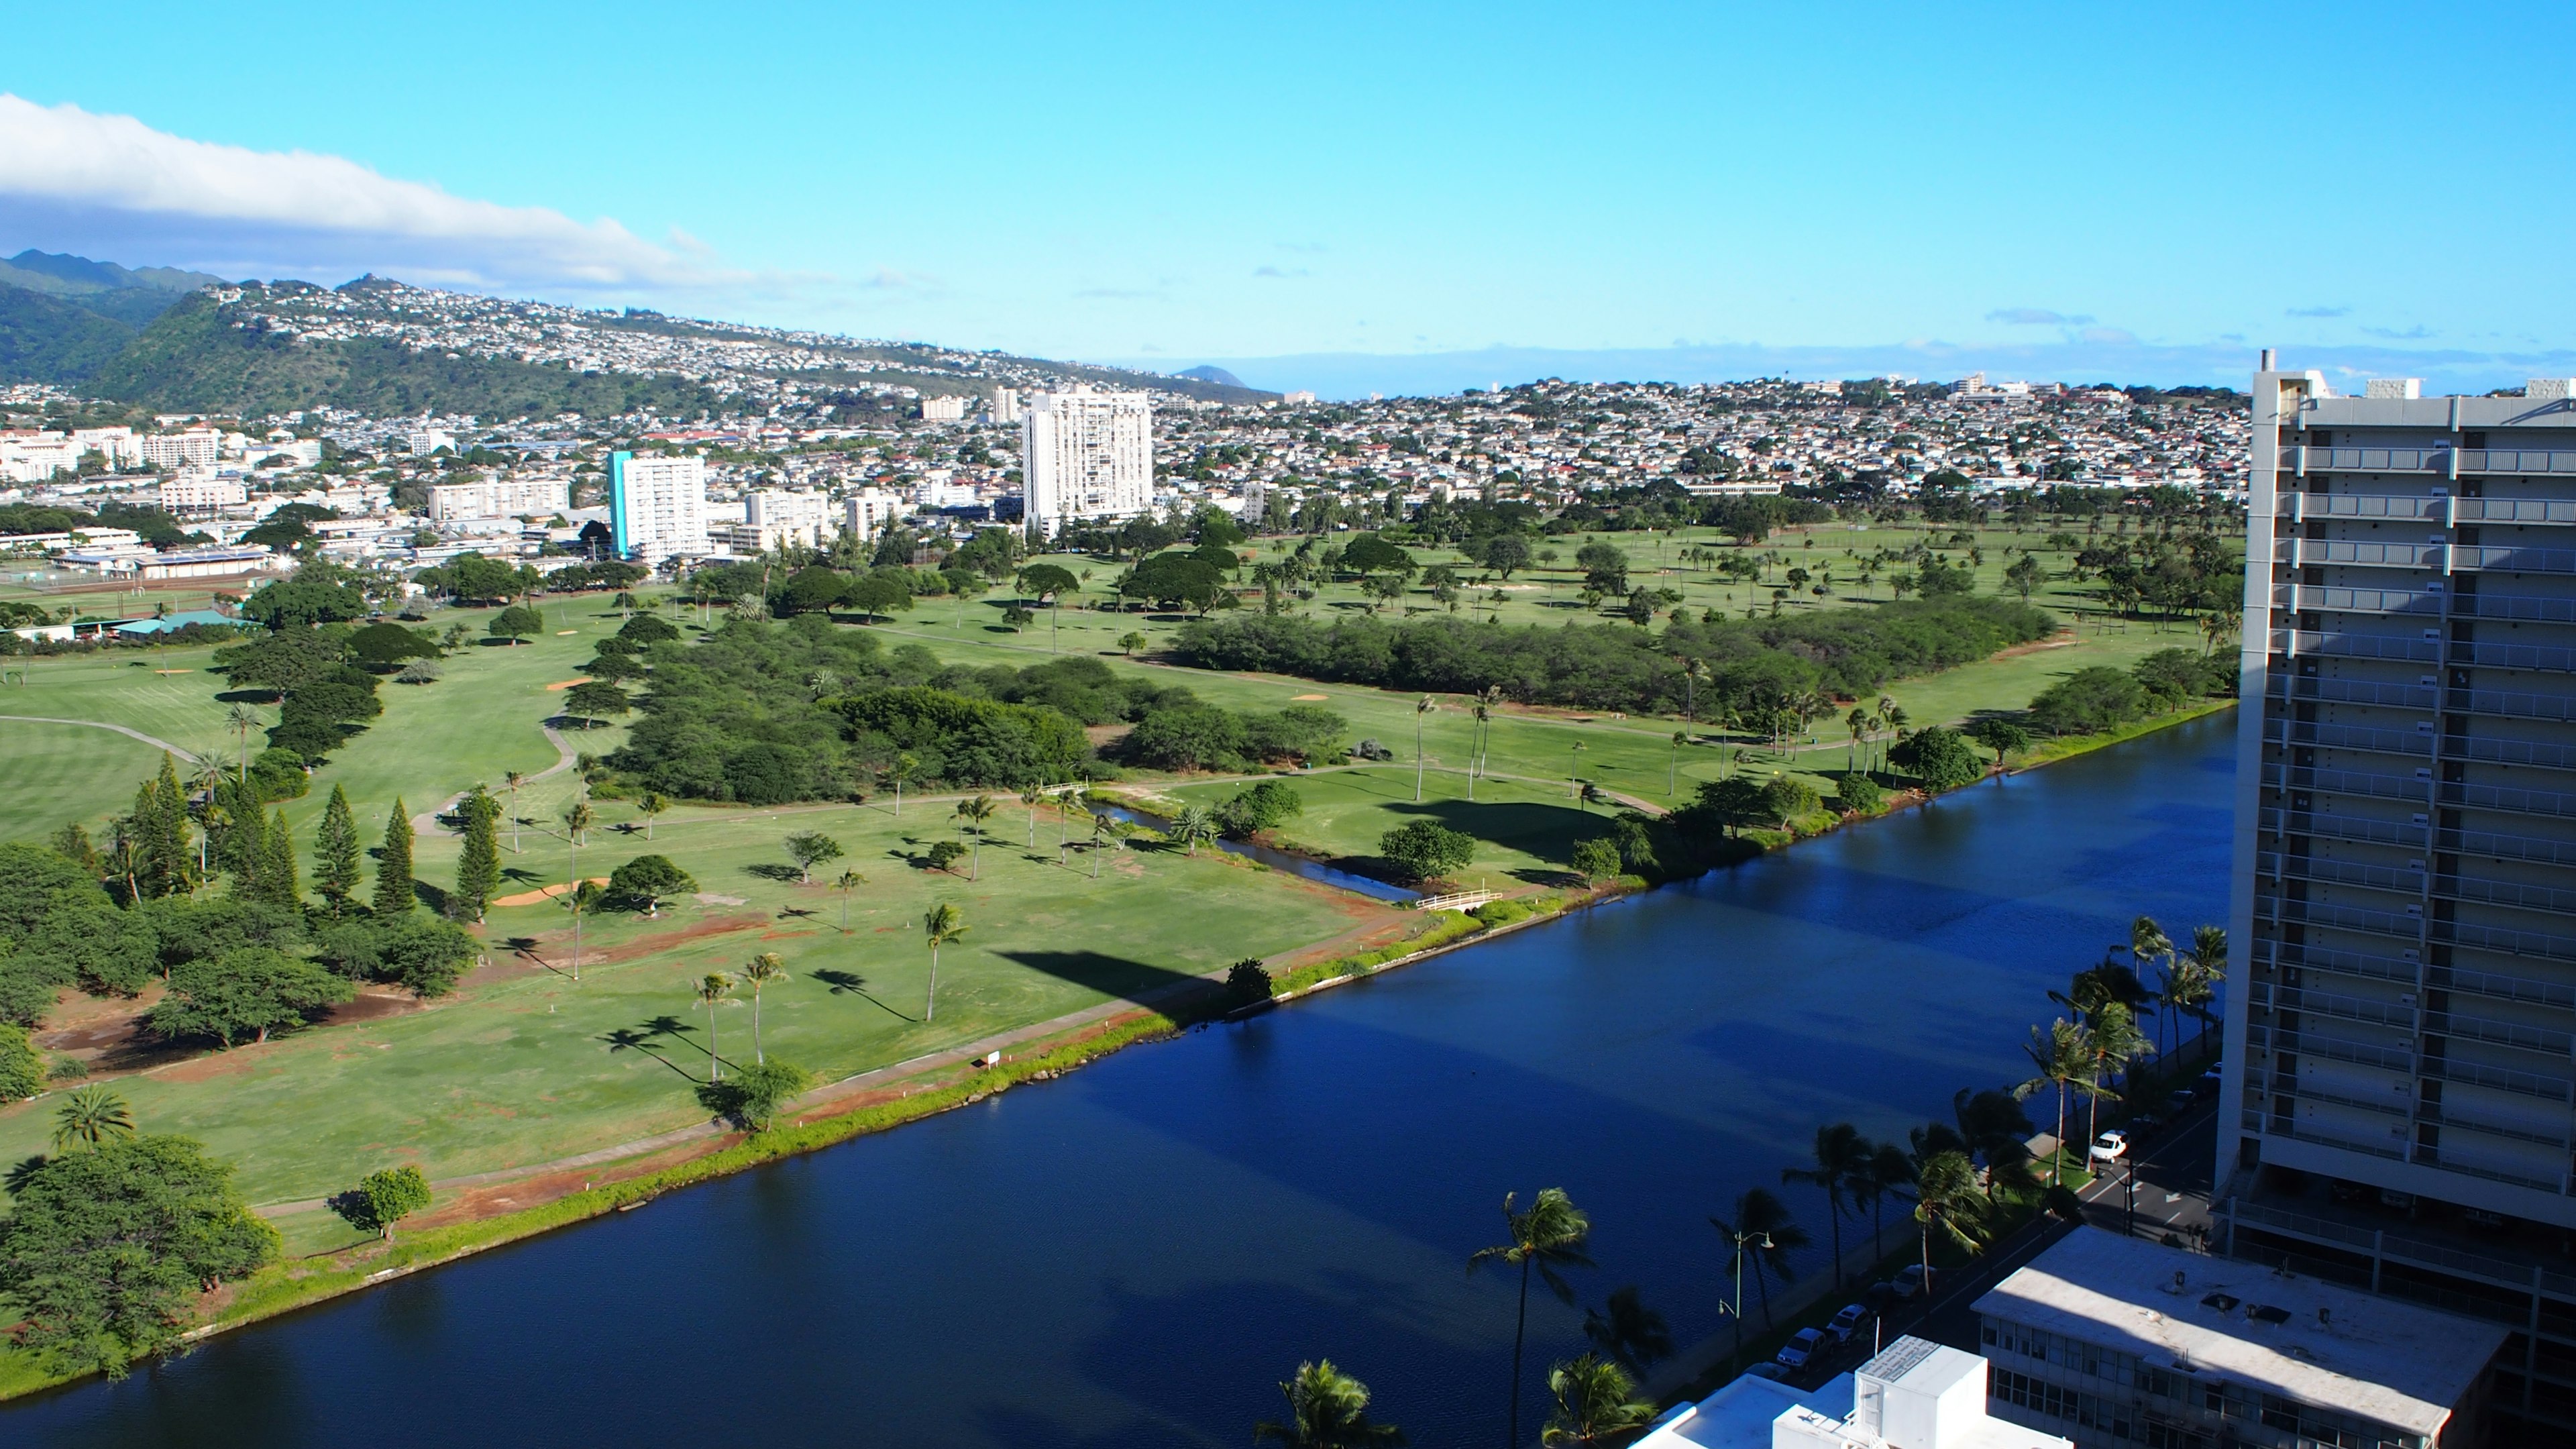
left=2277, top=539, right=2443, bottom=570
left=2261, top=761, right=2432, bottom=804
left=2438, top=824, right=2576, bottom=870
left=2265, top=676, right=2438, bottom=712
left=2263, top=807, right=2426, bottom=851
left=2434, top=916, right=2576, bottom=967
left=2271, top=629, right=2443, bottom=665
left=2260, top=850, right=2576, bottom=923
left=2420, top=1053, right=2575, bottom=1104
left=2445, top=686, right=2576, bottom=726
left=2265, top=718, right=2437, bottom=761
left=2422, top=1009, right=2576, bottom=1058
left=2417, top=1099, right=2573, bottom=1150
left=2428, top=962, right=2576, bottom=1012
left=2275, top=444, right=2576, bottom=480
left=2255, top=936, right=2422, bottom=987
left=2257, top=980, right=2416, bottom=1030
left=2460, top=544, right=2576, bottom=576
left=2464, top=592, right=2576, bottom=626
left=2254, top=892, right=2425, bottom=947
left=2271, top=1068, right=2412, bottom=1119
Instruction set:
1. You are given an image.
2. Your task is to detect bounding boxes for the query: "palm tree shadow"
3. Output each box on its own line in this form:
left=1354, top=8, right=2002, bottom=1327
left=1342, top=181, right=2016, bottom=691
left=814, top=968, right=912, bottom=1022
left=599, top=1023, right=698, bottom=1080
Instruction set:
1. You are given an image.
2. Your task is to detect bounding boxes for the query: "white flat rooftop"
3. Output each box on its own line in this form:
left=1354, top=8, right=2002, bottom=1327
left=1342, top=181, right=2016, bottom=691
left=1636, top=1372, right=1854, bottom=1449
left=1973, top=1229, right=2506, bottom=1440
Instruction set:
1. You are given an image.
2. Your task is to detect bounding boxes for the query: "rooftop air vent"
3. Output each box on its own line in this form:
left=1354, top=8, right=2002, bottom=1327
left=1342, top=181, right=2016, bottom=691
left=2202, top=1293, right=2241, bottom=1313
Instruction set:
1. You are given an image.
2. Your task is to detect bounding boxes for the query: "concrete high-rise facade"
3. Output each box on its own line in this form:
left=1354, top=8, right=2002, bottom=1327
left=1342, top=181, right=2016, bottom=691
left=608, top=451, right=710, bottom=565
left=1020, top=386, right=1150, bottom=535
left=2216, top=360, right=2576, bottom=1434
left=2222, top=359, right=2576, bottom=1219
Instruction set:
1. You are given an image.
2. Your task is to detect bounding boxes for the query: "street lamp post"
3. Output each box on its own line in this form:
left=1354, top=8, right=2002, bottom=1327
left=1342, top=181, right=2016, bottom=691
left=1719, top=1228, right=1773, bottom=1375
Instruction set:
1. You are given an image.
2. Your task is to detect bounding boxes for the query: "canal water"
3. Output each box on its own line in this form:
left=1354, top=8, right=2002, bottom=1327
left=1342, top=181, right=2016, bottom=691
left=11, top=714, right=2237, bottom=1448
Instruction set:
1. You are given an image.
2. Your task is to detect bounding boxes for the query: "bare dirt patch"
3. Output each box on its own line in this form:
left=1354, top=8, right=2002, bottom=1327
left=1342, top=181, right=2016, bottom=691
left=543, top=678, right=594, bottom=691
left=493, top=877, right=607, bottom=908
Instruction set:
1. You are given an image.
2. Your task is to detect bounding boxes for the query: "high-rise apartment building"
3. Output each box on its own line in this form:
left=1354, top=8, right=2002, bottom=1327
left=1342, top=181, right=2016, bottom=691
left=426, top=476, right=571, bottom=523
left=608, top=451, right=710, bottom=565
left=2217, top=358, right=2576, bottom=1432
left=844, top=486, right=902, bottom=541
left=1021, top=386, right=1151, bottom=535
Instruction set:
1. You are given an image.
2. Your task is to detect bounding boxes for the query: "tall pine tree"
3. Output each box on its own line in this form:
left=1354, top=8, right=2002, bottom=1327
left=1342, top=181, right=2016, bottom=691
left=374, top=798, right=415, bottom=916
left=218, top=773, right=264, bottom=891
left=259, top=809, right=300, bottom=908
left=128, top=753, right=194, bottom=899
left=313, top=784, right=361, bottom=914
left=453, top=788, right=502, bottom=924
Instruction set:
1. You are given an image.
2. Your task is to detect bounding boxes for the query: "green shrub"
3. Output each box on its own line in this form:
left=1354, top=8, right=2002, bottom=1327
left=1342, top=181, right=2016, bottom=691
left=1835, top=772, right=1884, bottom=814
left=1890, top=725, right=1984, bottom=791
left=2028, top=666, right=2151, bottom=735
left=1225, top=958, right=1275, bottom=1006
left=1379, top=820, right=1474, bottom=883
left=1758, top=775, right=1821, bottom=826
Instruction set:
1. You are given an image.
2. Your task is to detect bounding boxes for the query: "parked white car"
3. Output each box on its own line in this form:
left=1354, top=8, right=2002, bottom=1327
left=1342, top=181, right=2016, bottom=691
left=2088, top=1129, right=2130, bottom=1163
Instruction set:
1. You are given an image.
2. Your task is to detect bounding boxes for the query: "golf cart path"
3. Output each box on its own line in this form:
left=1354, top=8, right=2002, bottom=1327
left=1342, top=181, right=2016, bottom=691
left=0, top=715, right=191, bottom=755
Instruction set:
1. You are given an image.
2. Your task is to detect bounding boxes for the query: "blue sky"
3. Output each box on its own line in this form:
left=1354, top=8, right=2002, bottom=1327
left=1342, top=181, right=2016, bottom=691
left=3, top=2, right=2572, bottom=395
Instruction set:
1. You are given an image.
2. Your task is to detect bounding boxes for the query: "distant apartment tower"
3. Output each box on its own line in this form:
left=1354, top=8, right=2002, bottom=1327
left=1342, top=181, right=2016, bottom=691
left=2222, top=360, right=2576, bottom=1219
left=427, top=477, right=572, bottom=523
left=1021, top=385, right=1151, bottom=535
left=140, top=428, right=221, bottom=469
left=731, top=488, right=837, bottom=553
left=919, top=394, right=968, bottom=423
left=988, top=387, right=1022, bottom=425
left=608, top=451, right=710, bottom=564
left=844, top=486, right=902, bottom=541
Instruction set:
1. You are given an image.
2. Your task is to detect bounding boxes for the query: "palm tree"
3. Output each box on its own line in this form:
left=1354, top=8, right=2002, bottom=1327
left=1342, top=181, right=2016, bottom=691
left=2086, top=1001, right=2153, bottom=1144
left=1468, top=1189, right=1594, bottom=1449
left=1413, top=696, right=1435, bottom=802
left=835, top=869, right=865, bottom=932
left=50, top=1087, right=136, bottom=1151
left=2128, top=912, right=2174, bottom=1039
left=1089, top=810, right=1109, bottom=878
left=1540, top=1353, right=1656, bottom=1448
left=1173, top=804, right=1218, bottom=856
left=503, top=769, right=526, bottom=853
left=1782, top=1121, right=1871, bottom=1290
left=1020, top=784, right=1045, bottom=847
left=638, top=791, right=668, bottom=840
left=1253, top=1360, right=1405, bottom=1448
left=2015, top=1018, right=2098, bottom=1185
left=953, top=795, right=998, bottom=879
left=225, top=704, right=260, bottom=778
left=740, top=953, right=788, bottom=1063
left=562, top=800, right=596, bottom=981
left=889, top=751, right=919, bottom=818
left=1668, top=731, right=1686, bottom=798
left=1710, top=1187, right=1807, bottom=1332
left=1911, top=1150, right=1991, bottom=1289
left=1857, top=1139, right=1917, bottom=1259
left=2177, top=924, right=2227, bottom=1055
left=1580, top=1285, right=1672, bottom=1378
left=922, top=902, right=966, bottom=1021
left=693, top=972, right=735, bottom=1081
left=1568, top=741, right=1587, bottom=798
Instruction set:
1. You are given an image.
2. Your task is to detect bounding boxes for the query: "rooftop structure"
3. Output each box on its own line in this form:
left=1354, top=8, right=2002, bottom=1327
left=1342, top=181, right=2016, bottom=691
left=1975, top=1228, right=2504, bottom=1448
left=1640, top=1337, right=2067, bottom=1449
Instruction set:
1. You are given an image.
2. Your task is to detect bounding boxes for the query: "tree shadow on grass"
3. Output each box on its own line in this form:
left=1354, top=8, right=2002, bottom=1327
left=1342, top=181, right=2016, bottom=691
left=994, top=950, right=1219, bottom=1013
left=743, top=863, right=804, bottom=883
left=1380, top=797, right=1598, bottom=862
left=602, top=1016, right=706, bottom=1072
left=814, top=967, right=912, bottom=1022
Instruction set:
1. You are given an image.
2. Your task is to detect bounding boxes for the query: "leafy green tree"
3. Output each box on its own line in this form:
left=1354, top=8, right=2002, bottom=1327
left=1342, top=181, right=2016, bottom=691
left=1469, top=1189, right=1593, bottom=1449
left=1171, top=804, right=1218, bottom=856
left=608, top=855, right=694, bottom=916
left=487, top=604, right=544, bottom=645
left=1835, top=772, right=1884, bottom=814
left=1377, top=820, right=1472, bottom=883
left=312, top=784, right=361, bottom=914
left=1253, top=1360, right=1405, bottom=1448
left=922, top=902, right=966, bottom=1022
left=561, top=680, right=631, bottom=726
left=708, top=1057, right=812, bottom=1131
left=1758, top=775, right=1820, bottom=828
left=1692, top=776, right=1767, bottom=837
left=1118, top=631, right=1147, bottom=656
left=1226, top=958, right=1275, bottom=1008
left=373, top=798, right=415, bottom=916
left=0, top=1022, right=43, bottom=1099
left=2027, top=666, right=2149, bottom=735
left=128, top=755, right=194, bottom=900
left=1570, top=837, right=1621, bottom=886
left=1966, top=717, right=2033, bottom=771
left=1541, top=1352, right=1656, bottom=1448
left=1580, top=1285, right=1672, bottom=1379
left=349, top=621, right=439, bottom=670
left=0, top=1134, right=278, bottom=1377
left=452, top=788, right=502, bottom=922
left=50, top=1086, right=136, bottom=1150
left=1890, top=725, right=1983, bottom=792
left=148, top=947, right=354, bottom=1049
left=345, top=1165, right=432, bottom=1241
left=1120, top=553, right=1228, bottom=612
left=784, top=832, right=843, bottom=885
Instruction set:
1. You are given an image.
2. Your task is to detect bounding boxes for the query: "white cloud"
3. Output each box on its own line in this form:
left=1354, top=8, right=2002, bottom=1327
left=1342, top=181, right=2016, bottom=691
left=0, top=94, right=761, bottom=292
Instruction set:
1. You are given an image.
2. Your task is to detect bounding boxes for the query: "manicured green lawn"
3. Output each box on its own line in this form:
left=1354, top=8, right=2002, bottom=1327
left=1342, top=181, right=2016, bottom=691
left=1159, top=765, right=1615, bottom=888
left=0, top=791, right=1389, bottom=1209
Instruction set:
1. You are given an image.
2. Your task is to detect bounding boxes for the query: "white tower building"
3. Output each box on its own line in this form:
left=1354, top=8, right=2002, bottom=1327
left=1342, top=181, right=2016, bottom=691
left=608, top=451, right=710, bottom=564
left=1021, top=386, right=1152, bottom=535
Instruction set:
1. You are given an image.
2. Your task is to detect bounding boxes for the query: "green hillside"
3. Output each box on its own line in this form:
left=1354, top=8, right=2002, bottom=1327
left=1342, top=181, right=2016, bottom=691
left=87, top=293, right=723, bottom=418
left=0, top=284, right=138, bottom=384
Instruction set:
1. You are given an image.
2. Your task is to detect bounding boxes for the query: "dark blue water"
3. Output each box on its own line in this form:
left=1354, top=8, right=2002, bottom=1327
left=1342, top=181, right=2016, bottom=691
left=11, top=714, right=2236, bottom=1448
